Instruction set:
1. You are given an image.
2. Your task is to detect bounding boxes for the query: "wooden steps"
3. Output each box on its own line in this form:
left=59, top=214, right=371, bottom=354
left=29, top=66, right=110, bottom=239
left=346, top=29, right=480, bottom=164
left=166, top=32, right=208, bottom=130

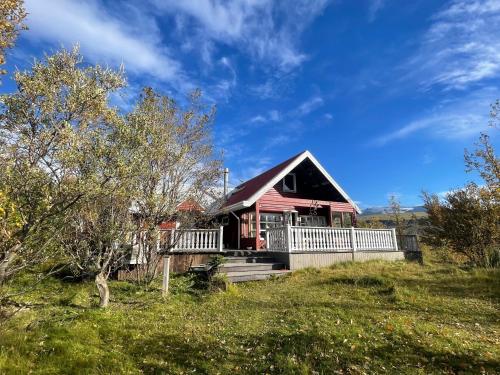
left=224, top=268, right=291, bottom=283
left=218, top=256, right=290, bottom=283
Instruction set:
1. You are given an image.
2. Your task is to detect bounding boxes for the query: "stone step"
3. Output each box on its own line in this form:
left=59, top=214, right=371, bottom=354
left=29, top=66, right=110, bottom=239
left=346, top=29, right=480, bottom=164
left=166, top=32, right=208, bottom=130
left=225, top=269, right=291, bottom=283
left=223, top=256, right=277, bottom=264
left=219, top=262, right=286, bottom=273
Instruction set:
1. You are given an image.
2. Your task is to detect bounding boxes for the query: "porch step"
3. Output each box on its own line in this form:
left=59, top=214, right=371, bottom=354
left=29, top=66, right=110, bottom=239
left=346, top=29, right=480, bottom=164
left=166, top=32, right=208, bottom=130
left=223, top=256, right=277, bottom=264
left=225, top=269, right=291, bottom=283
left=189, top=254, right=290, bottom=283
left=219, top=262, right=286, bottom=273
left=221, top=255, right=289, bottom=282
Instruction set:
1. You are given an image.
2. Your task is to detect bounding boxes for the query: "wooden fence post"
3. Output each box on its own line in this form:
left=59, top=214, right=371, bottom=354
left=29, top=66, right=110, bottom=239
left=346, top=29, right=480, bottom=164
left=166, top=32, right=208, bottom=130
left=350, top=227, right=357, bottom=261
left=218, top=226, right=224, bottom=252
left=391, top=228, right=399, bottom=251
left=162, top=255, right=171, bottom=297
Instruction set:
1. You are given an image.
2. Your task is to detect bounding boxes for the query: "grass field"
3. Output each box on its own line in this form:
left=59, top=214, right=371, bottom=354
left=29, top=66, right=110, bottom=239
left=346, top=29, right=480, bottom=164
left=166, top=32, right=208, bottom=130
left=1, top=251, right=499, bottom=374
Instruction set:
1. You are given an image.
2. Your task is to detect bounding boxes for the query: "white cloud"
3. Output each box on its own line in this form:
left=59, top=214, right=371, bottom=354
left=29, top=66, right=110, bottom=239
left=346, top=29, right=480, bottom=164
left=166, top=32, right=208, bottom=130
left=250, top=115, right=266, bottom=123
left=372, top=87, right=497, bottom=145
left=152, top=0, right=329, bottom=71
left=23, top=0, right=192, bottom=90
left=407, top=0, right=500, bottom=90
left=297, top=96, right=324, bottom=115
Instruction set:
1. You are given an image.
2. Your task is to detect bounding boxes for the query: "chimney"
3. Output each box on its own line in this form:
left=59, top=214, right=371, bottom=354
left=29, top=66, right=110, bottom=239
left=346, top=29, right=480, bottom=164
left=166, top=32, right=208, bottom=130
left=223, top=168, right=229, bottom=197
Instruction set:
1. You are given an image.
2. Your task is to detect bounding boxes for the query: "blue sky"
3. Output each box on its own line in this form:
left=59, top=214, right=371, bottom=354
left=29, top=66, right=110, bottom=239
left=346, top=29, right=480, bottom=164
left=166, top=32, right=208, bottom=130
left=2, top=0, right=499, bottom=208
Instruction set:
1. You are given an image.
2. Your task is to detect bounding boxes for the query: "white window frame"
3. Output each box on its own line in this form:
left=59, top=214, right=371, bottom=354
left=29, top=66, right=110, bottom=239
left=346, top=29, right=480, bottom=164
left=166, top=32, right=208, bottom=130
left=282, top=173, right=297, bottom=193
left=249, top=212, right=283, bottom=238
left=299, top=215, right=327, bottom=227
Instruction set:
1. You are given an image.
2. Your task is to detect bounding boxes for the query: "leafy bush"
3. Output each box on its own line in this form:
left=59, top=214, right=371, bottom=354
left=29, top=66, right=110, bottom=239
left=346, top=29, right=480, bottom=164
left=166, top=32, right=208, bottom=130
left=423, top=184, right=499, bottom=268
left=208, top=273, right=229, bottom=292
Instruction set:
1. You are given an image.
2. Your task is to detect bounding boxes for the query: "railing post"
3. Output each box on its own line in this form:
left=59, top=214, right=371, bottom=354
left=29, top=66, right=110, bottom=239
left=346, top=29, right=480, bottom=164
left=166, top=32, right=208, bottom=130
left=170, top=229, right=175, bottom=250
left=391, top=228, right=398, bottom=251
left=286, top=224, right=292, bottom=253
left=218, top=226, right=224, bottom=252
left=350, top=227, right=357, bottom=261
left=265, top=231, right=270, bottom=249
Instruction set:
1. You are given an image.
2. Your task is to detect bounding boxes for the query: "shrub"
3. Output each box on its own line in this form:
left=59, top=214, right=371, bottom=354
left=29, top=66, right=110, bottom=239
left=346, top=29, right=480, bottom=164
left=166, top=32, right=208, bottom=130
left=423, top=185, right=499, bottom=267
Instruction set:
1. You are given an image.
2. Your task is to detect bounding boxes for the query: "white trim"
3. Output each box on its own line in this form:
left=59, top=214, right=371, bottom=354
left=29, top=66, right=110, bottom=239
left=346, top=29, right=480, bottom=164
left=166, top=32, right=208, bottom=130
left=228, top=151, right=361, bottom=214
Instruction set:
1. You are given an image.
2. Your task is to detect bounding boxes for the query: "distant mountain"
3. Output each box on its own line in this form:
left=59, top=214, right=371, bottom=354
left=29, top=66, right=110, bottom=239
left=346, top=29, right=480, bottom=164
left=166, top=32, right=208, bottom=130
left=360, top=206, right=426, bottom=216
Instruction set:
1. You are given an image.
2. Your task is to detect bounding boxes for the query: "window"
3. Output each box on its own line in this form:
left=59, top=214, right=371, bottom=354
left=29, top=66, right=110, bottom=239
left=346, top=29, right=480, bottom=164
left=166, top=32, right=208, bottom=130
left=282, top=173, right=297, bottom=193
left=342, top=212, right=353, bottom=228
left=331, top=211, right=342, bottom=228
left=249, top=212, right=283, bottom=238
left=299, top=215, right=327, bottom=227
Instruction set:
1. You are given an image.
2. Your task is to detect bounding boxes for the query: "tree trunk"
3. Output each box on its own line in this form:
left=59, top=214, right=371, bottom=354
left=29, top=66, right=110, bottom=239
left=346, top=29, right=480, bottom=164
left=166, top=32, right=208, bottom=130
left=95, top=272, right=110, bottom=308
left=0, top=245, right=20, bottom=285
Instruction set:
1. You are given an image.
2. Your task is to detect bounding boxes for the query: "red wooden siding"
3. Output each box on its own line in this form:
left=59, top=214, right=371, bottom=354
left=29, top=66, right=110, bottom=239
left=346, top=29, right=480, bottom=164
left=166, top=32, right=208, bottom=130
left=259, top=186, right=355, bottom=213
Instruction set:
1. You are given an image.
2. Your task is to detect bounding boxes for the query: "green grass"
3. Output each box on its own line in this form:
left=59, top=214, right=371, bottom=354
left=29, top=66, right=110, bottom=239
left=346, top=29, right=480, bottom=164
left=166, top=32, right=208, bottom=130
left=1, top=253, right=499, bottom=374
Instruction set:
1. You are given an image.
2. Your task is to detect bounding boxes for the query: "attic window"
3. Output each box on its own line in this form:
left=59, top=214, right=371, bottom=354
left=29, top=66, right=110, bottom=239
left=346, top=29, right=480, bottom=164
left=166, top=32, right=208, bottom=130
left=283, top=173, right=297, bottom=193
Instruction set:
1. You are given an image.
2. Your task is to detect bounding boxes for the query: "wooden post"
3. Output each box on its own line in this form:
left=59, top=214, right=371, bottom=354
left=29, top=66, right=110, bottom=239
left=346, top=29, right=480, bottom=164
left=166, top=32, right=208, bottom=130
left=218, top=226, right=224, bottom=252
left=265, top=231, right=270, bottom=249
left=255, top=201, right=260, bottom=250
left=391, top=228, right=398, bottom=251
left=162, top=255, right=171, bottom=297
left=350, top=227, right=356, bottom=261
left=286, top=224, right=292, bottom=253
left=327, top=205, right=333, bottom=227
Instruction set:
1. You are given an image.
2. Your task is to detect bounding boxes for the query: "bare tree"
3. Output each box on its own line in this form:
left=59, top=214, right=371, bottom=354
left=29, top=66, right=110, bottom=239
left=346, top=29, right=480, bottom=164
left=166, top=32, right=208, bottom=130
left=388, top=194, right=406, bottom=237
left=125, top=88, right=222, bottom=285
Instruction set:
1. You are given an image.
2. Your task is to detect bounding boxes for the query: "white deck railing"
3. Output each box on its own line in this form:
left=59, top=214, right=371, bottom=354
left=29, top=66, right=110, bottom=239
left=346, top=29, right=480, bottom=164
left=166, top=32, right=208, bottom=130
left=131, top=227, right=223, bottom=263
left=166, top=227, right=223, bottom=252
left=266, top=225, right=398, bottom=253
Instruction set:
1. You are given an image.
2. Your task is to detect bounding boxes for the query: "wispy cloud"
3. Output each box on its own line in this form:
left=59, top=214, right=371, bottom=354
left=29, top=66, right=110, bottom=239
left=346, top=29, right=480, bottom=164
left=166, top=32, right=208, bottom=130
left=407, top=0, right=500, bottom=90
left=268, top=110, right=282, bottom=122
left=372, top=87, right=497, bottom=145
left=209, top=56, right=238, bottom=101
left=250, top=115, right=266, bottom=123
left=297, top=96, right=324, bottom=115
left=231, top=157, right=273, bottom=184
left=249, top=95, right=325, bottom=124
left=152, top=0, right=330, bottom=71
left=23, top=0, right=192, bottom=91
left=368, top=0, right=387, bottom=22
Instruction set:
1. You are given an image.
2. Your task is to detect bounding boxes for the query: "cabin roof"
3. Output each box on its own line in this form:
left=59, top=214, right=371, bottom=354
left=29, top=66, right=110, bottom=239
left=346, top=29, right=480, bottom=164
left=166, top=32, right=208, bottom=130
left=220, top=150, right=361, bottom=214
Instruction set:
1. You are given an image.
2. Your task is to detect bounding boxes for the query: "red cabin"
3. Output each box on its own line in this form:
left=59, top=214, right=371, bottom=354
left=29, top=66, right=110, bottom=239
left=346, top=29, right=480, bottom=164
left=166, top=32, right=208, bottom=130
left=218, top=150, right=361, bottom=250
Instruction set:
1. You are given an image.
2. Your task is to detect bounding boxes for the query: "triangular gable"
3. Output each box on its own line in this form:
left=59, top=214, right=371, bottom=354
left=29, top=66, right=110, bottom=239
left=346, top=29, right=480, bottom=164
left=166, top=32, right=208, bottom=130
left=221, top=151, right=361, bottom=214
